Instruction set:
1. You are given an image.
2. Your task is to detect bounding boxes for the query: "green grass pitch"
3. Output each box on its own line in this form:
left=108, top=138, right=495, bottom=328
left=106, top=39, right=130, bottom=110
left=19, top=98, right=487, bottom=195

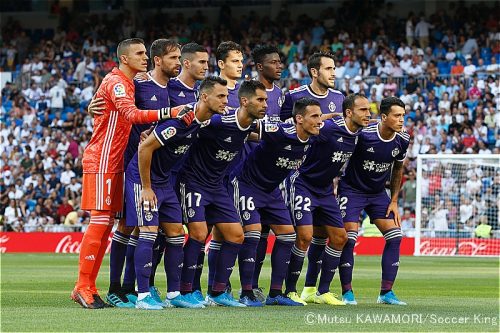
left=1, top=254, right=498, bottom=332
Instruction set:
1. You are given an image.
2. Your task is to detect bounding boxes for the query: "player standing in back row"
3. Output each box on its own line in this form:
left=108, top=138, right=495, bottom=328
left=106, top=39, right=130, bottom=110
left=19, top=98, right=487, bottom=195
left=280, top=52, right=344, bottom=122
left=71, top=38, right=193, bottom=309
left=337, top=96, right=410, bottom=306
left=279, top=51, right=345, bottom=299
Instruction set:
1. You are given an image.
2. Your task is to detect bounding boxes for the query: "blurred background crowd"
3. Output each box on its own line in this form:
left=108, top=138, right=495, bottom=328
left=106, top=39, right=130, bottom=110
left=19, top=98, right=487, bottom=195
left=0, top=0, right=498, bottom=235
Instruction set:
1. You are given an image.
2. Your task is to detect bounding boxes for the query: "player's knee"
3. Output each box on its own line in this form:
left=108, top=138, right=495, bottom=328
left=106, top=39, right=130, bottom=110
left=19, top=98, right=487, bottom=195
left=188, top=227, right=208, bottom=242
left=296, top=232, right=312, bottom=250
left=162, top=223, right=184, bottom=237
left=331, top=230, right=348, bottom=249
left=117, top=221, right=134, bottom=235
left=230, top=228, right=245, bottom=244
left=139, top=225, right=158, bottom=233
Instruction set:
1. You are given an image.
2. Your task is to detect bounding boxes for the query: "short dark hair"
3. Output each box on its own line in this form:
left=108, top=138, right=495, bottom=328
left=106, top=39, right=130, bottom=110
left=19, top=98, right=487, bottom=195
left=292, top=98, right=320, bottom=119
left=342, top=93, right=368, bottom=117
left=117, top=38, right=145, bottom=59
left=251, top=45, right=280, bottom=65
left=380, top=96, right=405, bottom=116
left=238, top=80, right=266, bottom=100
left=199, top=76, right=227, bottom=93
left=307, top=52, right=335, bottom=77
left=216, top=41, right=243, bottom=62
left=150, top=39, right=180, bottom=59
left=181, top=42, right=207, bottom=61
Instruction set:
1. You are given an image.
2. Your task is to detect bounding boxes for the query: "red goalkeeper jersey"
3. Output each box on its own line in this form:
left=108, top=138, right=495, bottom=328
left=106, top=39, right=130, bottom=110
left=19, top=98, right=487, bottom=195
left=82, top=68, right=160, bottom=174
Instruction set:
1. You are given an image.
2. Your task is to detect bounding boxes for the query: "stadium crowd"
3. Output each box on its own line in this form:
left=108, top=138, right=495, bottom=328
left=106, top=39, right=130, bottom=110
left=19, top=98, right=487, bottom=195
left=0, top=1, right=499, bottom=234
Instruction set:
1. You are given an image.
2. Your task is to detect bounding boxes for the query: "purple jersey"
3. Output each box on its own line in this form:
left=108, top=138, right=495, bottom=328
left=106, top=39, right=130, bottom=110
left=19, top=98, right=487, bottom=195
left=126, top=103, right=203, bottom=187
left=167, top=77, right=200, bottom=177
left=179, top=109, right=257, bottom=189
left=297, top=116, right=359, bottom=194
left=264, top=84, right=284, bottom=123
left=226, top=82, right=240, bottom=111
left=280, top=85, right=344, bottom=121
left=340, top=122, right=410, bottom=194
left=124, top=74, right=169, bottom=168
left=168, top=77, right=199, bottom=106
left=235, top=122, right=312, bottom=193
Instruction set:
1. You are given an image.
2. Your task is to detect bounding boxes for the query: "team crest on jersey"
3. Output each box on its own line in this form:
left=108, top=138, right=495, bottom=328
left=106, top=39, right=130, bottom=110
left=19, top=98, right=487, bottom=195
left=243, top=211, right=251, bottom=221
left=113, top=83, right=126, bottom=97
left=295, top=211, right=303, bottom=220
left=265, top=123, right=279, bottom=132
left=161, top=127, right=177, bottom=140
left=188, top=208, right=196, bottom=218
left=392, top=148, right=400, bottom=157
left=144, top=211, right=153, bottom=222
left=304, top=145, right=310, bottom=152
left=200, top=119, right=211, bottom=128
left=278, top=94, right=285, bottom=108
left=105, top=196, right=111, bottom=205
left=328, top=101, right=336, bottom=112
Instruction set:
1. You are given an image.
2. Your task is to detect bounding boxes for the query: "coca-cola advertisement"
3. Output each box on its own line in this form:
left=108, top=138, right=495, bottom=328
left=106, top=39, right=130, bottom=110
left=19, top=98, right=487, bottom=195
left=418, top=238, right=500, bottom=256
left=0, top=232, right=416, bottom=255
left=1, top=233, right=498, bottom=256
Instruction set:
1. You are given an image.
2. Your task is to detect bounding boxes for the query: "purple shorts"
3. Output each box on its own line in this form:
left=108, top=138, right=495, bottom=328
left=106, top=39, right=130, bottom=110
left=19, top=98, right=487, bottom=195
left=288, top=176, right=343, bottom=228
left=177, top=179, right=241, bottom=225
left=229, top=177, right=291, bottom=226
left=337, top=181, right=394, bottom=223
left=125, top=177, right=182, bottom=227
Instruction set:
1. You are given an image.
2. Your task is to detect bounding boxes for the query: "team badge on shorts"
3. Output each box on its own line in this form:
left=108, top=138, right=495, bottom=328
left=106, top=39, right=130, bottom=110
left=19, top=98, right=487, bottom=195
left=295, top=211, right=303, bottom=220
left=144, top=211, right=153, bottom=222
left=106, top=196, right=111, bottom=205
left=392, top=148, right=400, bottom=157
left=188, top=208, right=196, bottom=218
left=243, top=211, right=251, bottom=221
left=161, top=127, right=177, bottom=140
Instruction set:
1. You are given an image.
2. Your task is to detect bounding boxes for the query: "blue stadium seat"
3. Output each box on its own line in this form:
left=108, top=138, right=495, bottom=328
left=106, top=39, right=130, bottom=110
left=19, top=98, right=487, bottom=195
left=64, top=106, right=75, bottom=114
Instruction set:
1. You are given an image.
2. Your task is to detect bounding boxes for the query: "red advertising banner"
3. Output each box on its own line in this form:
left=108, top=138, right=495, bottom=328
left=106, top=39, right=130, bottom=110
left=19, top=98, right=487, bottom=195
left=0, top=233, right=497, bottom=256
left=0, top=232, right=414, bottom=255
left=418, top=238, right=500, bottom=256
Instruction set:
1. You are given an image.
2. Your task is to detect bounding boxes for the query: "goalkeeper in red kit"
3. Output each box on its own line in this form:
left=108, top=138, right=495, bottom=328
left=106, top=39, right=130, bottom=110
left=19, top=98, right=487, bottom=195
left=71, top=38, right=195, bottom=309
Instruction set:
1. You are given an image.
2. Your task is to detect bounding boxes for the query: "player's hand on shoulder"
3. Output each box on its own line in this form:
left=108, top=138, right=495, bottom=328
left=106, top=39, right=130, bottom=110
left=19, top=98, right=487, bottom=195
left=134, top=72, right=148, bottom=81
left=87, top=95, right=105, bottom=118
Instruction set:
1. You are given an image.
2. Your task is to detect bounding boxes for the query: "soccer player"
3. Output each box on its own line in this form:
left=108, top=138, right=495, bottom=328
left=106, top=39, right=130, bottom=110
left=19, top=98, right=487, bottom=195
left=246, top=44, right=284, bottom=301
left=216, top=41, right=243, bottom=110
left=125, top=76, right=228, bottom=309
left=280, top=51, right=345, bottom=299
left=89, top=39, right=182, bottom=308
left=167, top=42, right=209, bottom=301
left=280, top=52, right=344, bottom=122
left=71, top=38, right=192, bottom=309
left=230, top=98, right=322, bottom=306
left=178, top=80, right=267, bottom=307
left=284, top=94, right=371, bottom=306
left=205, top=40, right=243, bottom=296
left=338, top=96, right=410, bottom=305
left=168, top=42, right=208, bottom=107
